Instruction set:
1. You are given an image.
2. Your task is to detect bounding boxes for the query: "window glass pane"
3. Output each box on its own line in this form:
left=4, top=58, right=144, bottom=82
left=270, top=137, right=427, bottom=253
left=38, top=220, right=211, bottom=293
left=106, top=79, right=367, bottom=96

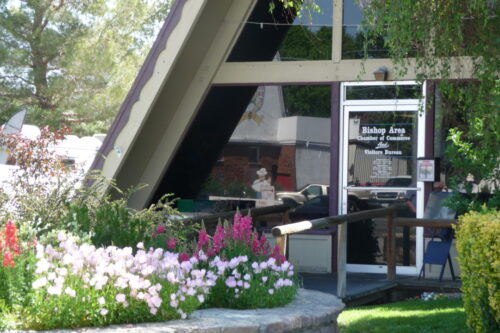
left=199, top=85, right=331, bottom=219
left=342, top=0, right=389, bottom=59
left=345, top=85, right=422, bottom=100
left=278, top=0, right=333, bottom=61
left=347, top=111, right=417, bottom=187
left=227, top=0, right=333, bottom=62
left=346, top=108, right=418, bottom=267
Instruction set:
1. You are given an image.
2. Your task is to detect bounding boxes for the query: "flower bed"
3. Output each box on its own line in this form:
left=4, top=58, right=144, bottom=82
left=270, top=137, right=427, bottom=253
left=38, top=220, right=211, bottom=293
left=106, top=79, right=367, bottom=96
left=0, top=214, right=301, bottom=330
left=0, top=129, right=324, bottom=330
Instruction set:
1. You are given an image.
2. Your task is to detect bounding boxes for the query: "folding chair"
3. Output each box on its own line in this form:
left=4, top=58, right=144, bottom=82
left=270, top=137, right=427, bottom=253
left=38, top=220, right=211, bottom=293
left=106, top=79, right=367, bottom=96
left=418, top=192, right=457, bottom=282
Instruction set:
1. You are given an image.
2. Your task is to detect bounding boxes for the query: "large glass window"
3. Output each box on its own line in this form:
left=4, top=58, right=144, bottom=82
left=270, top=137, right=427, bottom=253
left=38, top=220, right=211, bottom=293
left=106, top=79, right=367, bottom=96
left=227, top=0, right=333, bottom=62
left=342, top=0, right=389, bottom=59
left=278, top=0, right=333, bottom=61
left=199, top=85, right=331, bottom=219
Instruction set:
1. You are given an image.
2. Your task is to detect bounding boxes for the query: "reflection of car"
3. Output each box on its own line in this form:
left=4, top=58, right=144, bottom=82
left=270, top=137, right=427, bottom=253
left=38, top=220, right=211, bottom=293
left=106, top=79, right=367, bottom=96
left=289, top=195, right=330, bottom=221
left=368, top=176, right=412, bottom=206
left=277, top=184, right=329, bottom=207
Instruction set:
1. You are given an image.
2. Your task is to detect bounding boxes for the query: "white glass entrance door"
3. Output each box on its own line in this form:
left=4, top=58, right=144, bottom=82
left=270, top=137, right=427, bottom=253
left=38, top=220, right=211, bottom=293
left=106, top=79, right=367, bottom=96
left=340, top=82, right=425, bottom=275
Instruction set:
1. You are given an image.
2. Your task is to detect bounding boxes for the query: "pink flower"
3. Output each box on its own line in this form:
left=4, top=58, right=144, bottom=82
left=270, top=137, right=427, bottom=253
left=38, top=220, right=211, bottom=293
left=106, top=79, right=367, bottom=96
left=272, top=245, right=286, bottom=264
left=179, top=253, right=190, bottom=262
left=225, top=276, right=237, bottom=288
left=233, top=215, right=253, bottom=241
left=213, top=224, right=225, bottom=253
left=197, top=230, right=210, bottom=249
left=157, top=225, right=166, bottom=233
left=167, top=238, right=177, bottom=250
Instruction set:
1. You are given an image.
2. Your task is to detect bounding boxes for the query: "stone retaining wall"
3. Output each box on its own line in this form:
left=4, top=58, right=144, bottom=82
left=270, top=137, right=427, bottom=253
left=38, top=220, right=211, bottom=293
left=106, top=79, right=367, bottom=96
left=15, top=289, right=344, bottom=333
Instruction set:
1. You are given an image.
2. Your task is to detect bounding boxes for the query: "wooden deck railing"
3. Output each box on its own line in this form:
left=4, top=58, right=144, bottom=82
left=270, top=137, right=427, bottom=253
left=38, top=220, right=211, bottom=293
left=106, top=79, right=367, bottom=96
left=180, top=203, right=291, bottom=229
left=182, top=203, right=458, bottom=299
left=272, top=205, right=400, bottom=298
left=388, top=217, right=457, bottom=280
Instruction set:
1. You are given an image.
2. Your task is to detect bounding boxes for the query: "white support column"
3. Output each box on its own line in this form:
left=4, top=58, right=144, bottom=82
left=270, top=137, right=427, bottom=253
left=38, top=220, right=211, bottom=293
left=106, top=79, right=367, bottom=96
left=332, top=0, right=343, bottom=63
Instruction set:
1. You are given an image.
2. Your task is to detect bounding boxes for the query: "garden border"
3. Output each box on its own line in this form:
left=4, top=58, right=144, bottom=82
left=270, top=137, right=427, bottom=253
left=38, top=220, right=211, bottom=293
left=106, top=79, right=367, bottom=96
left=12, top=289, right=344, bottom=333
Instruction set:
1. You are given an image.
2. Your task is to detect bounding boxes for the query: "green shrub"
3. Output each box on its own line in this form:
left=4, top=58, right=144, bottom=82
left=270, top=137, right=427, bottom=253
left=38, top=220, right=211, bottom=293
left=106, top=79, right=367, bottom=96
left=455, top=209, right=500, bottom=332
left=64, top=179, right=198, bottom=250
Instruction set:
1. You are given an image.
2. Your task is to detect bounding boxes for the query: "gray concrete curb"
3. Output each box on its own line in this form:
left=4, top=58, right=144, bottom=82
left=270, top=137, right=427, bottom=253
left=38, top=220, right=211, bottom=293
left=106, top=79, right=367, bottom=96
left=11, top=289, right=345, bottom=333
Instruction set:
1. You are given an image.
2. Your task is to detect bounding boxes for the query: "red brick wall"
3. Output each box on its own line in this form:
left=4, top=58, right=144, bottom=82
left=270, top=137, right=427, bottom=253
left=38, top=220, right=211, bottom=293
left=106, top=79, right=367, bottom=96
left=277, top=145, right=296, bottom=190
left=210, top=143, right=296, bottom=190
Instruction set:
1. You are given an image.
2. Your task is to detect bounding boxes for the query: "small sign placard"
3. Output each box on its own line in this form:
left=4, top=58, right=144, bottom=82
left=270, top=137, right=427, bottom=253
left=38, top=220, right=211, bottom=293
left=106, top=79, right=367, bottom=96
left=417, top=158, right=439, bottom=182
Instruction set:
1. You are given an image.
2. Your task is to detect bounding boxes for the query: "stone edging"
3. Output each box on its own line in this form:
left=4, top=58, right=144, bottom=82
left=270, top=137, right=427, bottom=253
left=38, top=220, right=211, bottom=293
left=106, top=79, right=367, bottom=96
left=13, top=289, right=345, bottom=333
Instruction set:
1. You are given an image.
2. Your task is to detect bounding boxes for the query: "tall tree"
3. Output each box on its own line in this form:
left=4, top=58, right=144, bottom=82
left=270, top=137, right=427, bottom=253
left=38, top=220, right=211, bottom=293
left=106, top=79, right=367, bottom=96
left=0, top=0, right=171, bottom=134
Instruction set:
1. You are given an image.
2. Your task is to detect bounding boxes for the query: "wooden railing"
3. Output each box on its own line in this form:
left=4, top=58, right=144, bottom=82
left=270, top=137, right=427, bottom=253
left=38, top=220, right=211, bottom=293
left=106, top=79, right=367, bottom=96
left=182, top=203, right=458, bottom=299
left=180, top=203, right=291, bottom=230
left=388, top=217, right=457, bottom=280
left=272, top=205, right=400, bottom=298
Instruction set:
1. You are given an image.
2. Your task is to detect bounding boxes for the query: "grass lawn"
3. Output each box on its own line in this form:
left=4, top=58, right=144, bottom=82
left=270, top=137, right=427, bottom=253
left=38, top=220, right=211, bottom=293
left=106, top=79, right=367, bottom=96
left=338, top=298, right=467, bottom=333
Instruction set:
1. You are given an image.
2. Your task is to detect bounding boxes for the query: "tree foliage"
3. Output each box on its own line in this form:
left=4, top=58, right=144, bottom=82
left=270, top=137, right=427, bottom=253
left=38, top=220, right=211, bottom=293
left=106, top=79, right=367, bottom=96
left=360, top=0, right=499, bottom=210
left=0, top=0, right=171, bottom=135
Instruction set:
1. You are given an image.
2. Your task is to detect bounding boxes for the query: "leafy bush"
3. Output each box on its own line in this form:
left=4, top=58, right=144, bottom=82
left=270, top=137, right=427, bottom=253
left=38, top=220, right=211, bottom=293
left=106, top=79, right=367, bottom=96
left=455, top=209, right=500, bottom=332
left=0, top=127, right=195, bottom=250
left=0, top=127, right=81, bottom=235
left=63, top=179, right=197, bottom=249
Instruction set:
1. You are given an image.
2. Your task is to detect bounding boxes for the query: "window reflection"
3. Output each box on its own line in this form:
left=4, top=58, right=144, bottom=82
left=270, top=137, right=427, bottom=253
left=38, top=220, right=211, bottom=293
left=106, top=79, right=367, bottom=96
left=200, top=85, right=331, bottom=215
left=342, top=0, right=389, bottom=59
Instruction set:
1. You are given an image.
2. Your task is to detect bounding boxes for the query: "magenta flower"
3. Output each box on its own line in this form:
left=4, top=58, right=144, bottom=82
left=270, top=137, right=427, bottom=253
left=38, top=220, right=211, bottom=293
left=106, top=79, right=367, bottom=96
left=271, top=245, right=286, bottom=264
left=213, top=224, right=225, bottom=252
left=179, top=253, right=190, bottom=262
left=167, top=238, right=177, bottom=250
left=197, top=230, right=209, bottom=249
left=156, top=225, right=166, bottom=233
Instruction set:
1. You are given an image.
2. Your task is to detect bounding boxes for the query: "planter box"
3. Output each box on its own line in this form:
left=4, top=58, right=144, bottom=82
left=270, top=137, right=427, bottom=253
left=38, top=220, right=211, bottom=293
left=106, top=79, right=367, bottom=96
left=13, top=289, right=344, bottom=333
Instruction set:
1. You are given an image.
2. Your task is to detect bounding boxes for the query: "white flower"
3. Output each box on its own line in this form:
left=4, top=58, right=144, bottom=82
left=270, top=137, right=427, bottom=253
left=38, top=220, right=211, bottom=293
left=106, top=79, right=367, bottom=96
left=115, top=293, right=126, bottom=303
left=32, top=277, right=48, bottom=289
left=98, top=297, right=106, bottom=305
left=268, top=289, right=274, bottom=295
left=64, top=287, right=76, bottom=297
left=47, top=285, right=62, bottom=296
left=57, top=231, right=67, bottom=242
left=100, top=308, right=108, bottom=316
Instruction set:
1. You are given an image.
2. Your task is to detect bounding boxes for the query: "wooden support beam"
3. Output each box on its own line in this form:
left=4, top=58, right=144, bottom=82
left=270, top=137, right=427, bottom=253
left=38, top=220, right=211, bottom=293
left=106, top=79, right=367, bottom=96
left=272, top=205, right=400, bottom=237
left=275, top=235, right=287, bottom=258
left=395, top=218, right=457, bottom=228
left=337, top=222, right=347, bottom=298
left=282, top=210, right=290, bottom=224
left=387, top=211, right=396, bottom=281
